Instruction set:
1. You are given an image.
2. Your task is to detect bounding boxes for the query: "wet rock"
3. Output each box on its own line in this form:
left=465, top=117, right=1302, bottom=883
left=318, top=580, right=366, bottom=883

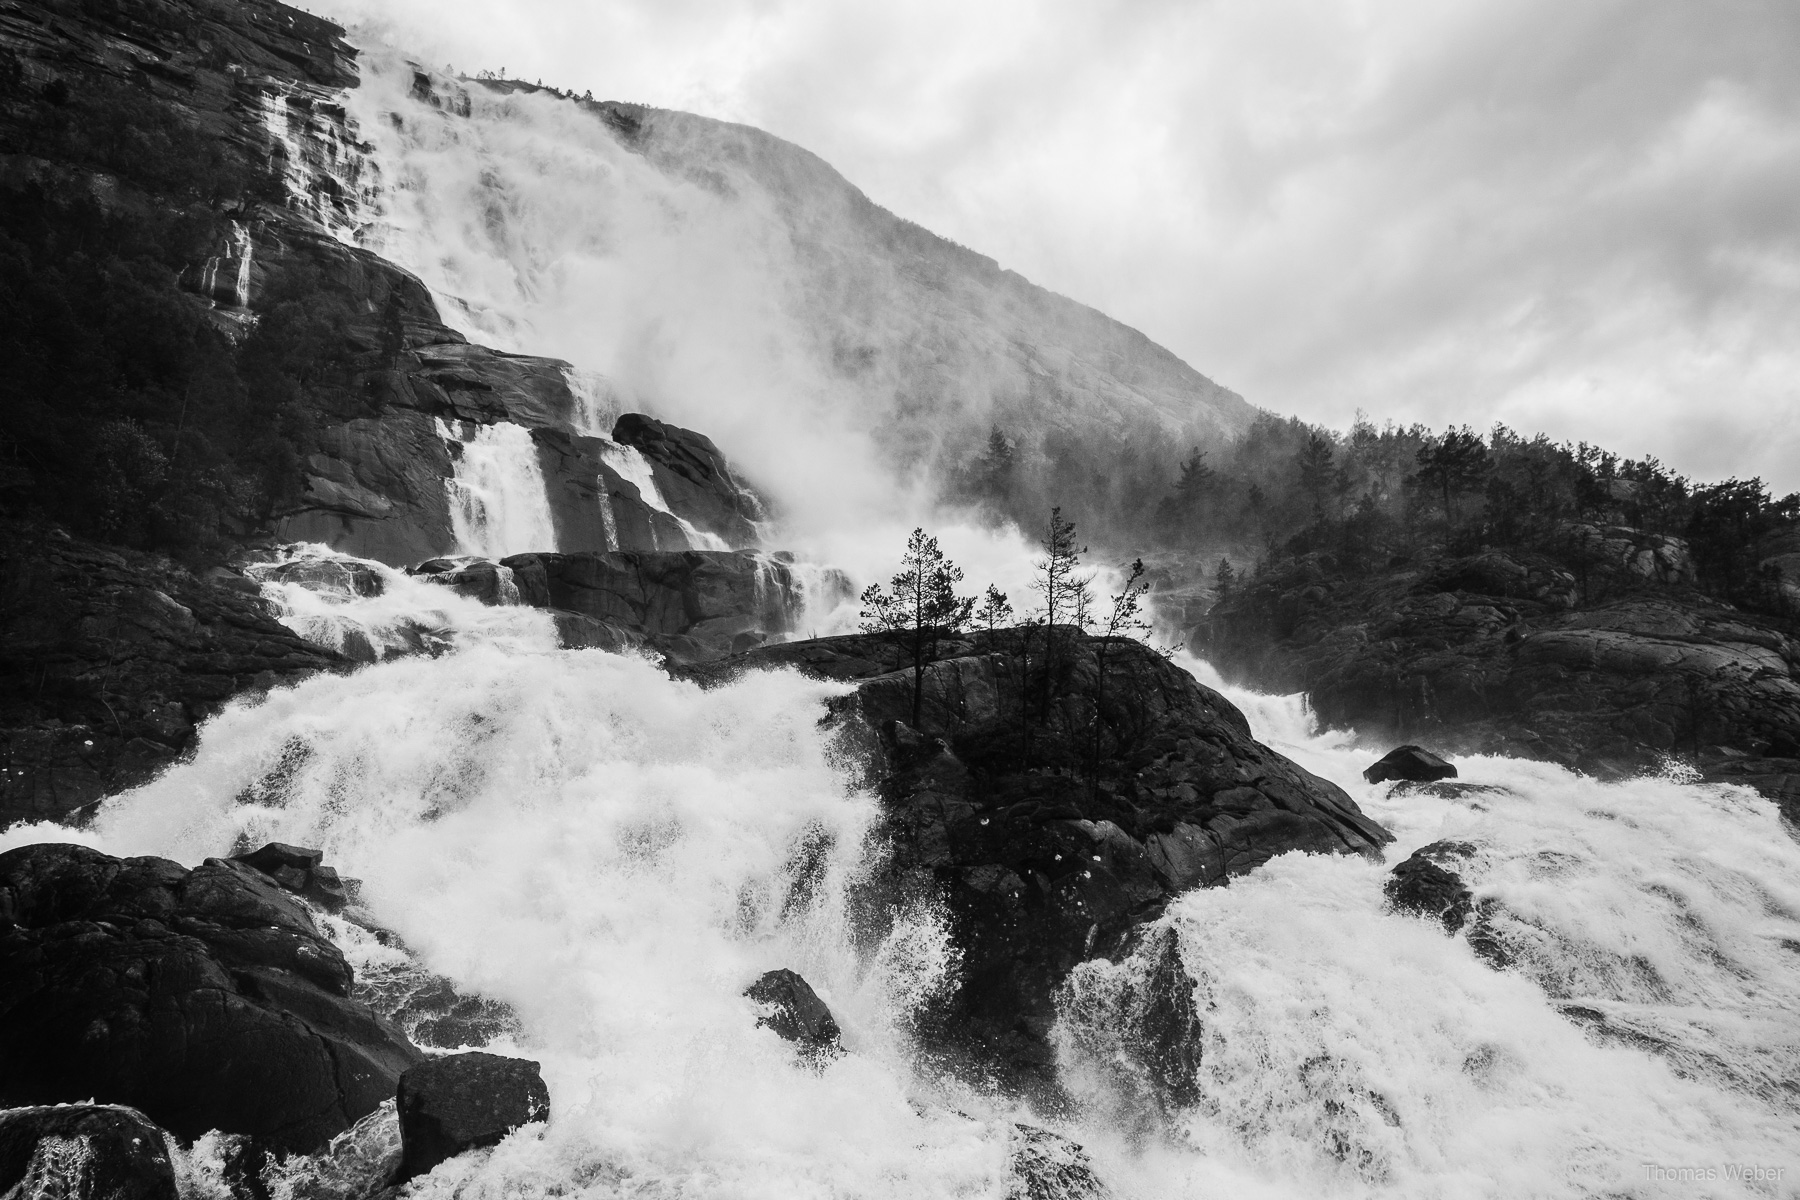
left=0, top=1104, right=177, bottom=1200
left=395, top=1052, right=550, bottom=1183
left=0, top=523, right=346, bottom=831
left=0, top=843, right=423, bottom=1152
left=1364, top=745, right=1458, bottom=785
left=1203, top=551, right=1800, bottom=798
left=229, top=841, right=353, bottom=912
left=255, top=557, right=385, bottom=599
left=698, top=629, right=1391, bottom=1093
left=1121, top=928, right=1203, bottom=1108
left=412, top=558, right=520, bottom=605
left=1385, top=848, right=1475, bottom=933
left=504, top=550, right=840, bottom=662
left=1007, top=1124, right=1108, bottom=1200
left=612, top=413, right=768, bottom=548
left=745, top=969, right=842, bottom=1052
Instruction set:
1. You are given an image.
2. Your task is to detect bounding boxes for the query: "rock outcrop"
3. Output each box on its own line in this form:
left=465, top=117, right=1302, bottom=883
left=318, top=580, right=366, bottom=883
left=745, top=969, right=842, bottom=1054
left=406, top=549, right=848, bottom=662
left=1363, top=745, right=1457, bottom=785
left=612, top=414, right=765, bottom=548
left=0, top=522, right=345, bottom=830
left=395, top=1053, right=549, bottom=1183
left=1384, top=845, right=1475, bottom=933
left=1206, top=549, right=1800, bottom=796
left=0, top=0, right=770, bottom=568
left=0, top=1104, right=178, bottom=1200
left=694, top=629, right=1390, bottom=1089
left=231, top=841, right=352, bottom=911
left=0, top=843, right=423, bottom=1153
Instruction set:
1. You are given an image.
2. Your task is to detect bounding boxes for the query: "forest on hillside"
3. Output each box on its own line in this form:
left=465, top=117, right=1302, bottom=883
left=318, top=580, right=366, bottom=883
left=958, top=410, right=1800, bottom=625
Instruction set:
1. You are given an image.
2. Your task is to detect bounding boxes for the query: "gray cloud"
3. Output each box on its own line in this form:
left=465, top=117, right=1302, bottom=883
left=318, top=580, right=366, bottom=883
left=326, top=0, right=1800, bottom=491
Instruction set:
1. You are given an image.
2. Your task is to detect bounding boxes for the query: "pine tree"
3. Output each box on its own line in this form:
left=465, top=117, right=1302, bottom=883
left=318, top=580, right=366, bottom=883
left=1032, top=506, right=1089, bottom=631
left=970, top=425, right=1016, bottom=504
left=1030, top=507, right=1093, bottom=727
left=1090, top=557, right=1153, bottom=784
left=1296, top=432, right=1337, bottom=518
left=860, top=528, right=975, bottom=726
left=976, top=584, right=1013, bottom=631
left=1415, top=427, right=1492, bottom=525
left=1214, top=557, right=1236, bottom=603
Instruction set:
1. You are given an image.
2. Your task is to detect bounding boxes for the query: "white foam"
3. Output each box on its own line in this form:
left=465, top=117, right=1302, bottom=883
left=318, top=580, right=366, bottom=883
left=246, top=543, right=556, bottom=658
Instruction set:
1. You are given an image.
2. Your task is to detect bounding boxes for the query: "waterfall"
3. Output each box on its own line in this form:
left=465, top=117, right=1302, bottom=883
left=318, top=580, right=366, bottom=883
left=442, top=420, right=559, bottom=557
left=259, top=81, right=375, bottom=243
left=598, top=440, right=731, bottom=552
left=246, top=544, right=555, bottom=660
left=6, top=571, right=1794, bottom=1197
left=563, top=366, right=621, bottom=439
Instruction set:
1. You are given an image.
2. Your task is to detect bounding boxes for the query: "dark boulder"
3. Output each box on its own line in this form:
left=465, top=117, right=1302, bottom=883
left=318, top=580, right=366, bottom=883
left=1364, top=745, right=1458, bottom=785
left=0, top=1105, right=177, bottom=1200
left=745, top=969, right=841, bottom=1052
left=1007, top=1124, right=1108, bottom=1200
left=693, top=629, right=1390, bottom=1093
left=229, top=841, right=354, bottom=912
left=1385, top=846, right=1475, bottom=933
left=396, top=1052, right=550, bottom=1183
left=0, top=843, right=422, bottom=1152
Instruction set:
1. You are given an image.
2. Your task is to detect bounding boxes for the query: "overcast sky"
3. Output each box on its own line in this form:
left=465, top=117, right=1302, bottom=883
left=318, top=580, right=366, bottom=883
left=329, top=0, right=1800, bottom=493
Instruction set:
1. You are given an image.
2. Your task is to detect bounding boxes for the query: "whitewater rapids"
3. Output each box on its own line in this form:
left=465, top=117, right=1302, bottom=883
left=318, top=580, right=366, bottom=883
left=3, top=596, right=1797, bottom=1198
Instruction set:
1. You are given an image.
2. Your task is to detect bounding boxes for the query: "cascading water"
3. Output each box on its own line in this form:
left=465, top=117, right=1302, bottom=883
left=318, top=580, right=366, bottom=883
left=247, top=544, right=554, bottom=659
left=441, top=420, right=560, bottom=557
left=595, top=440, right=731, bottom=553
left=5, top=565, right=1795, bottom=1197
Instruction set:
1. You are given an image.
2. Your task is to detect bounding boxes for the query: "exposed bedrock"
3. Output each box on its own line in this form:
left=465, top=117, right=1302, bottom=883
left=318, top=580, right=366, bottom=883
left=691, top=629, right=1391, bottom=1091
left=0, top=842, right=424, bottom=1153
left=1205, top=547, right=1800, bottom=817
left=0, top=522, right=345, bottom=831
left=612, top=413, right=765, bottom=547
left=0, top=0, right=766, bottom=566
left=413, top=549, right=850, bottom=662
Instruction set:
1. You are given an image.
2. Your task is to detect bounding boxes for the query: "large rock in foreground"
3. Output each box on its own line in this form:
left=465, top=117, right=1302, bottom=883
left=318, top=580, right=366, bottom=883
left=396, top=1053, right=550, bottom=1183
left=693, top=629, right=1391, bottom=1089
left=0, top=843, right=422, bottom=1153
left=0, top=1104, right=177, bottom=1200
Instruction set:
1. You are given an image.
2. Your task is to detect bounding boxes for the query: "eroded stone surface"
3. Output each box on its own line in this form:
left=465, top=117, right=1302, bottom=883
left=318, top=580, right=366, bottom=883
left=0, top=843, right=422, bottom=1153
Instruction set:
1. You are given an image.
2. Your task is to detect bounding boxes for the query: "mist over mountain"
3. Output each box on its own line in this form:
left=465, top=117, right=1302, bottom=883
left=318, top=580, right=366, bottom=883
left=339, top=53, right=1253, bottom=554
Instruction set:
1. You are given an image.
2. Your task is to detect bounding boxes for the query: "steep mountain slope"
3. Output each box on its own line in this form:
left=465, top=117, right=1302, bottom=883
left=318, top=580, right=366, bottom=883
left=0, top=0, right=763, bottom=564
left=344, top=59, right=1254, bottom=536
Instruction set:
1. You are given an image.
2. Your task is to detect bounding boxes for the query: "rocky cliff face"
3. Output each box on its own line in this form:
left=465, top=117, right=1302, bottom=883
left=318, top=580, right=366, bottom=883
left=0, top=0, right=768, bottom=567
left=0, top=841, right=423, bottom=1152
left=346, top=64, right=1256, bottom=542
left=1205, top=546, right=1800, bottom=818
left=0, top=521, right=343, bottom=829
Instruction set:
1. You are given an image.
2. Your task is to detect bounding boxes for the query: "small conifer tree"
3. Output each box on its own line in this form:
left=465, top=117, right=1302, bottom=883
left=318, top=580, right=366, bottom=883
left=859, top=528, right=974, bottom=726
